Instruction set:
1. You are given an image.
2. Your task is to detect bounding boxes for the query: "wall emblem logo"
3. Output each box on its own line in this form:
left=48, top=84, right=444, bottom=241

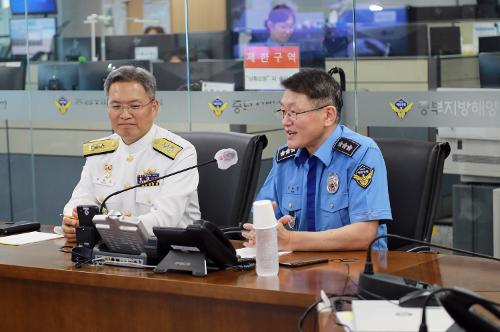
left=208, top=98, right=227, bottom=117
left=56, top=96, right=72, bottom=114
left=389, top=98, right=413, bottom=120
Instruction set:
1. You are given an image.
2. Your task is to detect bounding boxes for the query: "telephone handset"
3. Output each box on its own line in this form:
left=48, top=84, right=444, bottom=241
left=439, top=287, right=500, bottom=332
left=153, top=219, right=238, bottom=275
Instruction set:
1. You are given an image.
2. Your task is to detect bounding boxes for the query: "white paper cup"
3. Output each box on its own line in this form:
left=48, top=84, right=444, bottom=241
left=253, top=200, right=277, bottom=229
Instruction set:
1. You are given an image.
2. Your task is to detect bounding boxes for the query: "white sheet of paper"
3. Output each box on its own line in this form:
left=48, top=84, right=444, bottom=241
left=236, top=247, right=291, bottom=259
left=352, top=300, right=454, bottom=332
left=0, top=231, right=63, bottom=245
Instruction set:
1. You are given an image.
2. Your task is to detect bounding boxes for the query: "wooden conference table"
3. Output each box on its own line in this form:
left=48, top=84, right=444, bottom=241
left=1, top=235, right=499, bottom=332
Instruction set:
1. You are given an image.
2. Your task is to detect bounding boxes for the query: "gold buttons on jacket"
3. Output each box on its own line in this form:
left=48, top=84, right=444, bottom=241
left=126, top=155, right=134, bottom=162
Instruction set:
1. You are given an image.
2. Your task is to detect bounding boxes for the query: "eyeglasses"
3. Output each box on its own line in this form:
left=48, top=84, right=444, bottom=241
left=107, top=99, right=154, bottom=114
left=274, top=104, right=331, bottom=121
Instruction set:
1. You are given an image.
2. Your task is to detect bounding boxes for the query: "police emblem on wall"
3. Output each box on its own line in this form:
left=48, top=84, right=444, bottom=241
left=55, top=96, right=72, bottom=114
left=389, top=98, right=413, bottom=120
left=353, top=164, right=374, bottom=189
left=326, top=172, right=339, bottom=194
left=208, top=98, right=228, bottom=117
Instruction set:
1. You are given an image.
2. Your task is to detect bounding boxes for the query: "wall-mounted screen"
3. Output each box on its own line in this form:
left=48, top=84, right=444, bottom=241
left=10, top=0, right=57, bottom=15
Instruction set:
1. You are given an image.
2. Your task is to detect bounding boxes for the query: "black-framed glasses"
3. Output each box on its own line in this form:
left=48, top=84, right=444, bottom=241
left=274, top=104, right=332, bottom=120
left=107, top=99, right=155, bottom=114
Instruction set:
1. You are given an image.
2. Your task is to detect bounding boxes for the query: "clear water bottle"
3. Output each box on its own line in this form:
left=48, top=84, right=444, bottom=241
left=253, top=200, right=279, bottom=277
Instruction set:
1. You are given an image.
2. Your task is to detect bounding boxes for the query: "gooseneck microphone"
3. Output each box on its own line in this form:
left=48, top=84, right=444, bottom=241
left=358, top=234, right=500, bottom=300
left=99, top=148, right=238, bottom=214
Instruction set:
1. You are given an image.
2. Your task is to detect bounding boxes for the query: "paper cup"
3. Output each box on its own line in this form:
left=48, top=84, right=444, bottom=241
left=253, top=200, right=277, bottom=229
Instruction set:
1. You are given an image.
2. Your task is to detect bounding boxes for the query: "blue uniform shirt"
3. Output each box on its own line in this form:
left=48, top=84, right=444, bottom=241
left=256, top=125, right=392, bottom=250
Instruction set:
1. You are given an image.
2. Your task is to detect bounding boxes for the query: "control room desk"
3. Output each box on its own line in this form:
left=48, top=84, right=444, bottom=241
left=1, top=236, right=499, bottom=332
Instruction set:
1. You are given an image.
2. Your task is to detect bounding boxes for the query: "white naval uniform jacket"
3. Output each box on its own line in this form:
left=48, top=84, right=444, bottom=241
left=63, top=124, right=201, bottom=235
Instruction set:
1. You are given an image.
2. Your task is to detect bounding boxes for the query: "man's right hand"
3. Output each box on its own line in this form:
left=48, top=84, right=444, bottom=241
left=62, top=208, right=79, bottom=242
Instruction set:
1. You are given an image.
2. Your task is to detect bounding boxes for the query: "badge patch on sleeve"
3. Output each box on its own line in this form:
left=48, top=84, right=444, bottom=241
left=352, top=164, right=374, bottom=189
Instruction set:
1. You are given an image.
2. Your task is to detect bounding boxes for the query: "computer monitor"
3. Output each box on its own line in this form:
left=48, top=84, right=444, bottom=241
left=9, top=17, right=56, bottom=56
left=153, top=59, right=244, bottom=91
left=59, top=37, right=102, bottom=61
left=479, top=36, right=500, bottom=53
left=430, top=26, right=461, bottom=56
left=78, top=60, right=151, bottom=90
left=37, top=63, right=79, bottom=90
left=10, top=0, right=57, bottom=15
left=105, top=34, right=180, bottom=62
left=180, top=31, right=233, bottom=59
left=0, top=59, right=25, bottom=90
left=478, top=52, right=500, bottom=88
left=354, top=23, right=428, bottom=56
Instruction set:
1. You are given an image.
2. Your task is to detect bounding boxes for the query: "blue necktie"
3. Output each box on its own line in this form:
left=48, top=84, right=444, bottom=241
left=306, top=156, right=317, bottom=232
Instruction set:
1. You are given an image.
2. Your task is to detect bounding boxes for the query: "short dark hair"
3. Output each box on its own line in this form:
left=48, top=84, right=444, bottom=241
left=144, top=25, right=165, bottom=34
left=281, top=69, right=343, bottom=122
left=104, top=65, right=156, bottom=99
left=267, top=4, right=295, bottom=25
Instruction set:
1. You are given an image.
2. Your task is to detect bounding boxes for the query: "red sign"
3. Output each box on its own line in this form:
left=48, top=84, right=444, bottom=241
left=244, top=46, right=300, bottom=69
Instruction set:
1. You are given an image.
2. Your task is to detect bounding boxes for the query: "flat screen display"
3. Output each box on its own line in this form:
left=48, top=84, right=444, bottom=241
left=10, top=17, right=56, bottom=56
left=10, top=0, right=57, bottom=15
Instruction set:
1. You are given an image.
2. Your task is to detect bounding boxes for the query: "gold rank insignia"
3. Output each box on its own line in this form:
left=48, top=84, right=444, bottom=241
left=153, top=138, right=183, bottom=160
left=137, top=168, right=160, bottom=186
left=353, top=164, right=375, bottom=189
left=83, top=139, right=118, bottom=157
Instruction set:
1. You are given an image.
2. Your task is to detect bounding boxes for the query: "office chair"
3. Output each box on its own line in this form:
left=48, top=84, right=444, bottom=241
left=177, top=131, right=268, bottom=231
left=374, top=138, right=451, bottom=250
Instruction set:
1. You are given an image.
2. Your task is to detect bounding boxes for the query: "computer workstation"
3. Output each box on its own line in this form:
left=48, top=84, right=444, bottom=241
left=0, top=59, right=25, bottom=90
left=152, top=59, right=244, bottom=91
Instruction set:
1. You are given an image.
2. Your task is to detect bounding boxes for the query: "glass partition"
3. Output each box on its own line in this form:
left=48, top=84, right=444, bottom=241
left=1, top=0, right=498, bottom=257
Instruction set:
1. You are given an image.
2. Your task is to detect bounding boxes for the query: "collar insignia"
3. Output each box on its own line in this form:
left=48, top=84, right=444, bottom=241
left=333, top=137, right=361, bottom=157
left=276, top=146, right=297, bottom=163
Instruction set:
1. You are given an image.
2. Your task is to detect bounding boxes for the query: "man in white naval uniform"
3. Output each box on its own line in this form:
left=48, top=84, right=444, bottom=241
left=62, top=66, right=200, bottom=242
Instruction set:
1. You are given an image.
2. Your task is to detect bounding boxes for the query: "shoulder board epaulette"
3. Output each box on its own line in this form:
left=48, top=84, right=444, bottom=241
left=153, top=138, right=183, bottom=160
left=83, top=139, right=118, bottom=157
left=276, top=146, right=297, bottom=163
left=333, top=137, right=361, bottom=157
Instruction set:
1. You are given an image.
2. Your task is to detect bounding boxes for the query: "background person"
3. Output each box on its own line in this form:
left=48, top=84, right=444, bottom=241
left=265, top=4, right=296, bottom=44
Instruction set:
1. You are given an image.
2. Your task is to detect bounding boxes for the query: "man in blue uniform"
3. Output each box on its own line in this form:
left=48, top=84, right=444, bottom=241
left=242, top=69, right=392, bottom=251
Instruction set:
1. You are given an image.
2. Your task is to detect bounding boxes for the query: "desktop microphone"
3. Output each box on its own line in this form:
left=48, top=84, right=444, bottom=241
left=358, top=234, right=500, bottom=301
left=99, top=148, right=238, bottom=213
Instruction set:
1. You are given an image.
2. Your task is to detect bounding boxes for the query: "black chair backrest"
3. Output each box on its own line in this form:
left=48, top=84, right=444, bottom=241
left=177, top=131, right=268, bottom=228
left=374, top=138, right=450, bottom=250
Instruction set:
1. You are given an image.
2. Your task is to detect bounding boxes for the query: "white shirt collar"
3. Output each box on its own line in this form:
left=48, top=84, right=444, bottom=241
left=119, top=124, right=157, bottom=154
